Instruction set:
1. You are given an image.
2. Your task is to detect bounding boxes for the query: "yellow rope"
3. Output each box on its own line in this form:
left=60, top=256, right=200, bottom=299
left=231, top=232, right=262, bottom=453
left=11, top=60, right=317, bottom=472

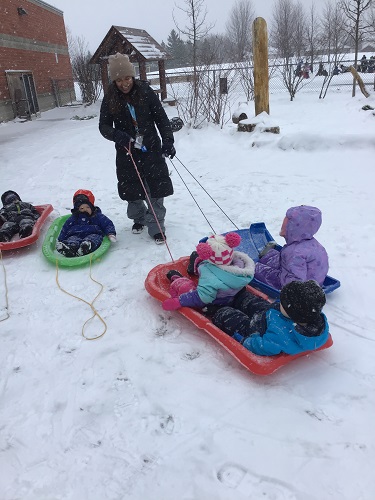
left=55, top=255, right=107, bottom=340
left=0, top=250, right=10, bottom=322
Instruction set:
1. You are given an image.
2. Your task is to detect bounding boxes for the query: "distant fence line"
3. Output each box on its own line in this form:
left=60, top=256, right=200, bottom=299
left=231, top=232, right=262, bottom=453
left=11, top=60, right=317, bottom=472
left=147, top=59, right=375, bottom=105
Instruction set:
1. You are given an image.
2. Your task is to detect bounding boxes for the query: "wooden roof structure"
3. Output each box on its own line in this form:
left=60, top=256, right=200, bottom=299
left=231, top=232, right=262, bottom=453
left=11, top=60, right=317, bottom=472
left=90, top=26, right=170, bottom=99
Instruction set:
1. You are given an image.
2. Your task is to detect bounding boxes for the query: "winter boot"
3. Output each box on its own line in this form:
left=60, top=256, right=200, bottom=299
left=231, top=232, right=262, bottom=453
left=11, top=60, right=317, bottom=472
left=0, top=232, right=10, bottom=243
left=77, top=241, right=92, bottom=256
left=166, top=270, right=183, bottom=281
left=132, top=223, right=144, bottom=234
left=153, top=233, right=166, bottom=245
left=56, top=241, right=77, bottom=258
left=187, top=251, right=199, bottom=275
left=19, top=223, right=33, bottom=239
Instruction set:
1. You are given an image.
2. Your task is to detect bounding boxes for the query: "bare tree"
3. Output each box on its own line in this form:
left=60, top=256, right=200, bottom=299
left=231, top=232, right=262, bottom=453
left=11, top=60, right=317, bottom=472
left=69, top=36, right=102, bottom=105
left=320, top=0, right=349, bottom=64
left=226, top=0, right=256, bottom=62
left=305, top=3, right=321, bottom=72
left=270, top=0, right=309, bottom=100
left=270, top=0, right=307, bottom=60
left=292, top=1, right=308, bottom=59
left=339, top=0, right=373, bottom=95
left=174, top=0, right=215, bottom=125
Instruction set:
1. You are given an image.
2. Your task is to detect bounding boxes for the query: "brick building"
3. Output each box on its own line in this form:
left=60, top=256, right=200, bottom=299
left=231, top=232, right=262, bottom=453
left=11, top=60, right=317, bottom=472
left=0, top=0, right=75, bottom=122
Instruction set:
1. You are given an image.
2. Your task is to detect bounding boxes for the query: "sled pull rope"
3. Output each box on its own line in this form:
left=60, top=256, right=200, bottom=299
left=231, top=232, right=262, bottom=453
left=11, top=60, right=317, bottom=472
left=0, top=250, right=10, bottom=322
left=172, top=156, right=239, bottom=231
left=124, top=145, right=175, bottom=261
left=55, top=256, right=107, bottom=340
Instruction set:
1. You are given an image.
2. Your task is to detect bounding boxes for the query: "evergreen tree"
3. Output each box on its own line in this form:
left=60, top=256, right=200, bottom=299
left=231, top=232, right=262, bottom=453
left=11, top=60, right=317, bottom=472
left=166, top=29, right=188, bottom=68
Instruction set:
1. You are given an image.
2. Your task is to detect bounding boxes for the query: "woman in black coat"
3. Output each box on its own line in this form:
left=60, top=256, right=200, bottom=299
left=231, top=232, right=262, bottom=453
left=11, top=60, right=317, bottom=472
left=99, top=52, right=175, bottom=244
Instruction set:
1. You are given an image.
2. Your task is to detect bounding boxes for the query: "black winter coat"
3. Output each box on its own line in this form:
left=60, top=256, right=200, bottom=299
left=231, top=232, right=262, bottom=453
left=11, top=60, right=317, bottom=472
left=99, top=80, right=174, bottom=201
left=0, top=201, right=40, bottom=224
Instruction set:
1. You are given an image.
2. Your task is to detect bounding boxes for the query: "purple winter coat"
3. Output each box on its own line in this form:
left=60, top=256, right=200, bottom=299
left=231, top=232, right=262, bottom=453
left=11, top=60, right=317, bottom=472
left=254, top=206, right=329, bottom=289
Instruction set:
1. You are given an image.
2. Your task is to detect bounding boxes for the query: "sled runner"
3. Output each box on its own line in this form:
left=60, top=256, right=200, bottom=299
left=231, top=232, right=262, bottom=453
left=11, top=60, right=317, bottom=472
left=221, top=223, right=341, bottom=299
left=42, top=214, right=111, bottom=268
left=0, top=204, right=53, bottom=251
left=145, top=256, right=333, bottom=376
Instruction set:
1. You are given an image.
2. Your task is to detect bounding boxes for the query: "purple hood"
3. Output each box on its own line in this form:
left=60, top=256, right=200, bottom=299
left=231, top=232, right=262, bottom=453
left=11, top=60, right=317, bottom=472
left=284, top=206, right=322, bottom=244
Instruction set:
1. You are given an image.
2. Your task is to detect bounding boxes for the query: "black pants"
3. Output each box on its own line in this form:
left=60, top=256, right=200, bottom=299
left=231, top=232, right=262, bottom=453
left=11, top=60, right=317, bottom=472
left=0, top=218, right=34, bottom=241
left=211, top=289, right=271, bottom=337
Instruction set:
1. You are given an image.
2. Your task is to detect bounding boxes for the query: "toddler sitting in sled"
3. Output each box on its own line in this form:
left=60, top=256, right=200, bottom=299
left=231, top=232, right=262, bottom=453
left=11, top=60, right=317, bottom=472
left=0, top=190, right=40, bottom=242
left=162, top=233, right=255, bottom=311
left=56, top=189, right=116, bottom=257
left=210, top=280, right=329, bottom=356
left=254, top=205, right=329, bottom=289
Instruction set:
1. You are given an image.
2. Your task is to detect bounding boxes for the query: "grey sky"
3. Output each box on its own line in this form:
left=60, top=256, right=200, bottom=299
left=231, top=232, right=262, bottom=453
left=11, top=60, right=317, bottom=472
left=50, top=0, right=326, bottom=52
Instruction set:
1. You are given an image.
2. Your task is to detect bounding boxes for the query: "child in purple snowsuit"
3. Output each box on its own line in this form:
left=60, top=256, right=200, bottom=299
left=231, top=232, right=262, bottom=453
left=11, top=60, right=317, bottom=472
left=254, top=206, right=328, bottom=290
left=56, top=191, right=116, bottom=257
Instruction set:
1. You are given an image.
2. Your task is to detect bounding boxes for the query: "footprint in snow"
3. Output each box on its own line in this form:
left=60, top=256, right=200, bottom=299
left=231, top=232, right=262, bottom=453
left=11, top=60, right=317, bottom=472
left=217, top=462, right=298, bottom=499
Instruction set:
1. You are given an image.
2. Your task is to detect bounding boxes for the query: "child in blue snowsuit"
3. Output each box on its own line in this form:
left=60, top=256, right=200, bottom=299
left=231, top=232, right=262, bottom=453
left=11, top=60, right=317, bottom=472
left=56, top=190, right=116, bottom=257
left=210, top=280, right=329, bottom=356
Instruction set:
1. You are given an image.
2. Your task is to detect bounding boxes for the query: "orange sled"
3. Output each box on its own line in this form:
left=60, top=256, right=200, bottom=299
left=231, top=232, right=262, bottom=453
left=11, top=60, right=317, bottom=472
left=0, top=204, right=53, bottom=251
left=145, top=256, right=333, bottom=375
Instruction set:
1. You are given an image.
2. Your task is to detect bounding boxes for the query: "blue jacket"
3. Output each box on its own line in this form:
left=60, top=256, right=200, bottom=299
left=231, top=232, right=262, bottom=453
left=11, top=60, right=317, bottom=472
left=58, top=207, right=116, bottom=241
left=179, top=252, right=255, bottom=308
left=234, top=309, right=329, bottom=356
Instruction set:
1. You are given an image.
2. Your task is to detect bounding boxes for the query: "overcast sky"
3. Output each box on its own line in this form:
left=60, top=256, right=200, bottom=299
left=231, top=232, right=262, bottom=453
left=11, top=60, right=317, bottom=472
left=49, top=0, right=325, bottom=52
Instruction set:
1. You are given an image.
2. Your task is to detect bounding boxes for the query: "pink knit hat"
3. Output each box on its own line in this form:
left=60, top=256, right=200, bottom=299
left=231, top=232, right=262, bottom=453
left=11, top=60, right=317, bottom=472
left=196, top=233, right=241, bottom=266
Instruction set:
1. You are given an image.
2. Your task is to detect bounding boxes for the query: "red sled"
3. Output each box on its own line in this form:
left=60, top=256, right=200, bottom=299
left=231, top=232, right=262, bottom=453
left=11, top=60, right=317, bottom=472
left=0, top=204, right=53, bottom=251
left=145, top=256, right=333, bottom=376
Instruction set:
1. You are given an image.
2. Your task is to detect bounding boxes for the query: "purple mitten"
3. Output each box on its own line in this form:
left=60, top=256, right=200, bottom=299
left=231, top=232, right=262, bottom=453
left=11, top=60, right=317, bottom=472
left=162, top=297, right=182, bottom=311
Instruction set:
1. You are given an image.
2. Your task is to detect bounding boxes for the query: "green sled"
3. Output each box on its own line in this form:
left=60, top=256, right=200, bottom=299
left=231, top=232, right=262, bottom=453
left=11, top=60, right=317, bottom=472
left=42, top=214, right=111, bottom=268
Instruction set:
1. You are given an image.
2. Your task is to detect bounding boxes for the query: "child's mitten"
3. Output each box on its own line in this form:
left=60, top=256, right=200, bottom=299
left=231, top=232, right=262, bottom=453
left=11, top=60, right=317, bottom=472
left=162, top=298, right=182, bottom=311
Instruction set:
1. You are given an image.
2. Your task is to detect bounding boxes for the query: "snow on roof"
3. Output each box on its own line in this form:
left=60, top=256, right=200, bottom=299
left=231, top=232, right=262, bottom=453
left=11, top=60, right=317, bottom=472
left=116, top=27, right=167, bottom=60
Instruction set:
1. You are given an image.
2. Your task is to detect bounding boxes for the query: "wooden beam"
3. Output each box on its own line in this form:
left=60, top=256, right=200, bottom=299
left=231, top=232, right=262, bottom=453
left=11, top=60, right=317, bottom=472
left=252, top=17, right=269, bottom=116
left=139, top=61, right=147, bottom=81
left=101, top=60, right=110, bottom=94
left=158, top=60, right=167, bottom=100
left=349, top=66, right=370, bottom=98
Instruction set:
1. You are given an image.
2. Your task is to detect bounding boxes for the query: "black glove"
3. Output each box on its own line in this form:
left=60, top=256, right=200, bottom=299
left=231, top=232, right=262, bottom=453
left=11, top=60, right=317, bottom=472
left=113, top=129, right=134, bottom=148
left=162, top=142, right=176, bottom=159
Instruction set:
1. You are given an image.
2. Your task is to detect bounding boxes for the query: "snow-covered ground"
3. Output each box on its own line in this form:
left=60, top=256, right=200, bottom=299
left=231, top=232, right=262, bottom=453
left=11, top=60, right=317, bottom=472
left=0, top=88, right=374, bottom=500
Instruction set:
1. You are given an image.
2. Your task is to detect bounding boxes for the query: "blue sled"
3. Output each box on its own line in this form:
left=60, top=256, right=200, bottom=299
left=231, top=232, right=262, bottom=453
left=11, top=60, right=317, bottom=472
left=224, top=223, right=340, bottom=299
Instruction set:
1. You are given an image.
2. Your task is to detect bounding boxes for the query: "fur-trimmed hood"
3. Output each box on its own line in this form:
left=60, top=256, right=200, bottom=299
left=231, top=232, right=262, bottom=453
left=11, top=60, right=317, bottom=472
left=213, top=250, right=255, bottom=277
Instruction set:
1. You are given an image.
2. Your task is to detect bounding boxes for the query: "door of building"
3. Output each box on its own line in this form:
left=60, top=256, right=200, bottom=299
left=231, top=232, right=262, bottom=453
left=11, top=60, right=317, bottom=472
left=6, top=71, right=40, bottom=119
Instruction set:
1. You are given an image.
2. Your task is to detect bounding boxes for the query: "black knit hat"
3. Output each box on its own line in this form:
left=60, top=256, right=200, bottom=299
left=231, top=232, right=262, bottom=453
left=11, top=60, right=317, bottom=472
left=280, top=280, right=326, bottom=324
left=1, top=190, right=21, bottom=205
left=72, top=194, right=95, bottom=214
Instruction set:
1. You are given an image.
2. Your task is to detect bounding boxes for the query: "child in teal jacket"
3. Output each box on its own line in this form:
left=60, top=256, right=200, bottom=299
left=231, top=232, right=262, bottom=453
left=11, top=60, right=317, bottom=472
left=162, top=233, right=255, bottom=311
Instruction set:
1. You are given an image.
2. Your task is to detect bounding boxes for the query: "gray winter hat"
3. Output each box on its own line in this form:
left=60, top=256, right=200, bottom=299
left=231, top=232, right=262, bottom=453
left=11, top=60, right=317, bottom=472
left=108, top=53, right=135, bottom=81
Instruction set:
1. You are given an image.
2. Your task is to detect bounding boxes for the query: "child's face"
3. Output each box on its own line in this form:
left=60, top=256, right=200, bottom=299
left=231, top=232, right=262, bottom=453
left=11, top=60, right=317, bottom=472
left=279, top=303, right=289, bottom=318
left=78, top=203, right=92, bottom=215
left=279, top=216, right=288, bottom=238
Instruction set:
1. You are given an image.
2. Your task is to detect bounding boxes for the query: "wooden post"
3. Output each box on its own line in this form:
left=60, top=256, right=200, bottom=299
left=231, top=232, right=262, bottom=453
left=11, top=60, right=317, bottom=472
left=158, top=60, right=167, bottom=101
left=139, top=61, right=147, bottom=81
left=349, top=66, right=370, bottom=98
left=100, top=60, right=110, bottom=94
left=252, top=17, right=269, bottom=116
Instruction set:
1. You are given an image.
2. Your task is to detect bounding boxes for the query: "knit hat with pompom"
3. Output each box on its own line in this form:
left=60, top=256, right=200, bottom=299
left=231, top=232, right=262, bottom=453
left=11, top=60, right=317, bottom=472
left=108, top=53, right=135, bottom=81
left=196, top=233, right=241, bottom=266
